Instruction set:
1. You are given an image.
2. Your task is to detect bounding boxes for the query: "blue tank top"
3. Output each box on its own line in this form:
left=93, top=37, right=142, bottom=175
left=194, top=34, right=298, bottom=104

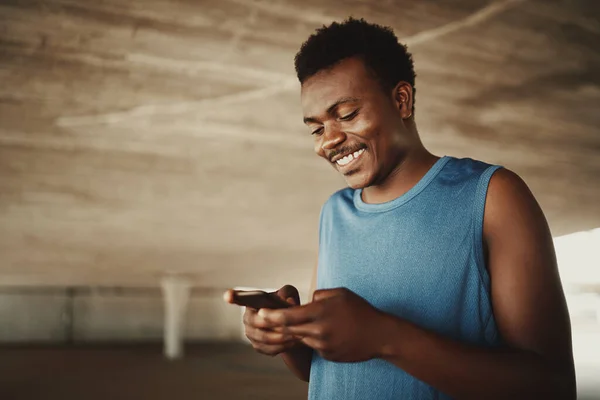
left=308, top=156, right=503, bottom=400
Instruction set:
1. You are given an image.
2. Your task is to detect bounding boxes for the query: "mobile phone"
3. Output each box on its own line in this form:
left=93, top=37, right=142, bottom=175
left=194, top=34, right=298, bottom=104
left=229, top=290, right=292, bottom=309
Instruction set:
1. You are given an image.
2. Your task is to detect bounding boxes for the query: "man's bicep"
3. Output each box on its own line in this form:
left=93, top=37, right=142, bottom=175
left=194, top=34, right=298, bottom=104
left=484, top=169, right=573, bottom=366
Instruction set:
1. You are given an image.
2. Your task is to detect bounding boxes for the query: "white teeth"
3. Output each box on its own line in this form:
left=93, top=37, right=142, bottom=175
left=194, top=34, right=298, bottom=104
left=336, top=149, right=365, bottom=166
left=337, top=156, right=351, bottom=166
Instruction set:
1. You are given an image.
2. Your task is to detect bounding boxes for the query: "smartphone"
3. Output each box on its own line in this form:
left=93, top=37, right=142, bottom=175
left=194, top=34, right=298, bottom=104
left=230, top=290, right=292, bottom=309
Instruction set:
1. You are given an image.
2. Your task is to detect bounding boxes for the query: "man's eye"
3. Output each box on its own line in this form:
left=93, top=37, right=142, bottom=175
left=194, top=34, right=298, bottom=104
left=311, top=127, right=324, bottom=135
left=339, top=110, right=359, bottom=121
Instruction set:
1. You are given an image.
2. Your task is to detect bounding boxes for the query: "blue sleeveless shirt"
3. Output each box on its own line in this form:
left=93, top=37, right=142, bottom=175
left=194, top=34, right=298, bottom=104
left=308, top=156, right=503, bottom=400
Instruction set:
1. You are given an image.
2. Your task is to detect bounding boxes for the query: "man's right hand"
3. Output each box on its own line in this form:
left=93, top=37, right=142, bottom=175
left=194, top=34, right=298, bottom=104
left=243, top=285, right=301, bottom=356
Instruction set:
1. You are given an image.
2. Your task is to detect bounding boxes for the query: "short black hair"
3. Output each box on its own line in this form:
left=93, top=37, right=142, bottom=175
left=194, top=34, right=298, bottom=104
left=294, top=17, right=416, bottom=111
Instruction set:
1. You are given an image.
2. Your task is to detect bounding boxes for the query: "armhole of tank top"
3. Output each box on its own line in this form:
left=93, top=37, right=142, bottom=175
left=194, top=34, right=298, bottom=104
left=316, top=202, right=327, bottom=289
left=472, top=165, right=503, bottom=292
left=318, top=203, right=325, bottom=250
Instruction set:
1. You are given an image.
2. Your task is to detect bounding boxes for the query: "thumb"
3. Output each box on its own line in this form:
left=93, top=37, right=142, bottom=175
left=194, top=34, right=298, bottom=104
left=285, top=297, right=296, bottom=306
left=274, top=285, right=300, bottom=306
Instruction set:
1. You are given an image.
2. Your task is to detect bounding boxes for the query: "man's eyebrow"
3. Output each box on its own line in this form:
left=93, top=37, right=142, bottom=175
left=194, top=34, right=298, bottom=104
left=303, top=97, right=361, bottom=124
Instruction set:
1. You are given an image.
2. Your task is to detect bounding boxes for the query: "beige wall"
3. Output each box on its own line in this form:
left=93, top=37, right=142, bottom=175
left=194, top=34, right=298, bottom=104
left=0, top=288, right=243, bottom=343
left=0, top=291, right=68, bottom=342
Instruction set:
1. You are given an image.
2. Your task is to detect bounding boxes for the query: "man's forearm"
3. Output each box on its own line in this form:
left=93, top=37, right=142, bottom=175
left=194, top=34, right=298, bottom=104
left=281, top=343, right=313, bottom=382
left=378, top=315, right=576, bottom=399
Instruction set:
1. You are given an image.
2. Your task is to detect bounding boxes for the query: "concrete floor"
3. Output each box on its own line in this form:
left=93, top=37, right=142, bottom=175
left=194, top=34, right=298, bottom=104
left=0, top=343, right=308, bottom=400
left=1, top=342, right=599, bottom=400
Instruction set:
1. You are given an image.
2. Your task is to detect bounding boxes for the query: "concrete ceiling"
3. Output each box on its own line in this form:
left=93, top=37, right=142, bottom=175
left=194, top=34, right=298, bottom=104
left=0, top=0, right=599, bottom=293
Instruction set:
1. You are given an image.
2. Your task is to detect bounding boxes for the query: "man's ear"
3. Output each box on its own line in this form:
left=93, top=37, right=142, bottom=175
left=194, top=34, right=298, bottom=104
left=393, top=81, right=413, bottom=119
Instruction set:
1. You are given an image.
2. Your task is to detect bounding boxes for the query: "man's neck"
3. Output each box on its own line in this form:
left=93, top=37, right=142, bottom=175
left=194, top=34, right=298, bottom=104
left=361, top=149, right=440, bottom=204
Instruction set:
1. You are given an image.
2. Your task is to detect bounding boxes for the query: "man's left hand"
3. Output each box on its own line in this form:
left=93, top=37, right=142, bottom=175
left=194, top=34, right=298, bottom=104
left=258, top=288, right=391, bottom=362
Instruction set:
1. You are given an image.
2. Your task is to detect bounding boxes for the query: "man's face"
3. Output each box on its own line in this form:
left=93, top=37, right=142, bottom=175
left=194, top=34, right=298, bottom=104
left=301, top=57, right=411, bottom=189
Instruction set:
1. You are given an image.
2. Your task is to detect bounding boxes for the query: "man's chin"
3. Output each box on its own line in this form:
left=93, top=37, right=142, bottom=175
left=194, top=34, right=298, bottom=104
left=343, top=172, right=370, bottom=190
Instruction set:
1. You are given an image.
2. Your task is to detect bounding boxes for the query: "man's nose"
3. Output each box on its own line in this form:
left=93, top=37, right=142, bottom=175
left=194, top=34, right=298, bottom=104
left=321, top=124, right=346, bottom=151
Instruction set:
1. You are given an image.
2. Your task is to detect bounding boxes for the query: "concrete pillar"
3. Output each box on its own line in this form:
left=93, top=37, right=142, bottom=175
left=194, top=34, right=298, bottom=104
left=160, top=276, right=192, bottom=360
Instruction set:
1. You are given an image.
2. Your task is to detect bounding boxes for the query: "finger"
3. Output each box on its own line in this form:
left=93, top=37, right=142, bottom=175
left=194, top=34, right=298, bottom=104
left=244, top=308, right=278, bottom=330
left=267, top=326, right=303, bottom=341
left=312, top=288, right=346, bottom=302
left=269, top=325, right=301, bottom=339
left=283, top=323, right=327, bottom=339
left=246, top=327, right=297, bottom=345
left=258, top=302, right=320, bottom=327
left=223, top=289, right=235, bottom=304
left=243, top=307, right=258, bottom=325
left=300, top=336, right=325, bottom=352
left=245, top=309, right=306, bottom=333
left=274, top=285, right=300, bottom=306
left=254, top=342, right=297, bottom=357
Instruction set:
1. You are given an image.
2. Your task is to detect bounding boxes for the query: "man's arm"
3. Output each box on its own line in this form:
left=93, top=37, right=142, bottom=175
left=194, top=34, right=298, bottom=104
left=261, top=168, right=576, bottom=398
left=280, top=254, right=317, bottom=382
left=375, top=168, right=575, bottom=399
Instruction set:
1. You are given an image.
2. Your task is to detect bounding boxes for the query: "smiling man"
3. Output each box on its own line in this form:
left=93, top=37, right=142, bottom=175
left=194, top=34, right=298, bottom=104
left=232, top=18, right=575, bottom=399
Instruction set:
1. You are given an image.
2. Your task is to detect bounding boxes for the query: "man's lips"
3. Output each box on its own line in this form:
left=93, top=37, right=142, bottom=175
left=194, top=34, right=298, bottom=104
left=330, top=146, right=367, bottom=163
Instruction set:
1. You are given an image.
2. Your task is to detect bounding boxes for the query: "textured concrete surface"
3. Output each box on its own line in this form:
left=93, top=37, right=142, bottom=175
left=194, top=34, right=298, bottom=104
left=0, top=0, right=599, bottom=290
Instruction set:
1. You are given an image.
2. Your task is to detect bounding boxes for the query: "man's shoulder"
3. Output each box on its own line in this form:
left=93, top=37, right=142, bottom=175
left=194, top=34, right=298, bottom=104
left=486, top=168, right=536, bottom=213
left=427, top=156, right=501, bottom=191
left=320, top=187, right=354, bottom=214
left=330, top=186, right=354, bottom=201
left=444, top=155, right=499, bottom=173
left=323, top=186, right=353, bottom=204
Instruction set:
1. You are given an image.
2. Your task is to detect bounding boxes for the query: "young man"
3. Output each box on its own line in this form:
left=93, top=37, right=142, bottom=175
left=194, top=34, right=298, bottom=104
left=233, top=18, right=575, bottom=399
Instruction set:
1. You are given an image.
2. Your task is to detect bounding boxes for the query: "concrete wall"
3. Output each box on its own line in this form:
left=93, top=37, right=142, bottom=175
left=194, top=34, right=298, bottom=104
left=0, top=290, right=69, bottom=342
left=0, top=287, right=243, bottom=343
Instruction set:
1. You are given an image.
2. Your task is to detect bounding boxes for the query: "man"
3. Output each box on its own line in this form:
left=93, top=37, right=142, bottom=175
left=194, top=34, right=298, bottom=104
left=228, top=18, right=575, bottom=399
